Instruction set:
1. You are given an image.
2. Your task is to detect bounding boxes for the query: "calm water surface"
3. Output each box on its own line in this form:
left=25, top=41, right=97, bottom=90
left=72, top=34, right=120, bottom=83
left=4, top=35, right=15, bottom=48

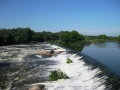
left=81, top=42, right=120, bottom=76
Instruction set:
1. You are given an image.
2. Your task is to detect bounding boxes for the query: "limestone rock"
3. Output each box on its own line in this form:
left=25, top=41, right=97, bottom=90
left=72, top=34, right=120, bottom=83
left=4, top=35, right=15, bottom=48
left=29, top=84, right=45, bottom=90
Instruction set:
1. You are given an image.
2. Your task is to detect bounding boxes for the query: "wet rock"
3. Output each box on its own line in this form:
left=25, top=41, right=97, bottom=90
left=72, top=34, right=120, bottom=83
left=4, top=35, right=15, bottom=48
left=29, top=84, right=45, bottom=90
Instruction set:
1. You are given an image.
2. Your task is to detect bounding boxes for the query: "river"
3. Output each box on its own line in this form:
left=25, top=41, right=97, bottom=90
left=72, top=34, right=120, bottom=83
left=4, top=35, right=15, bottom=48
left=0, top=43, right=120, bottom=89
left=81, top=42, right=120, bottom=77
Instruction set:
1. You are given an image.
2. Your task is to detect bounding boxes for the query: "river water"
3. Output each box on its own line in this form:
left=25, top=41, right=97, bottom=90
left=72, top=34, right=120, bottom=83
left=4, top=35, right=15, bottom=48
left=81, top=42, right=120, bottom=77
left=0, top=44, right=55, bottom=89
left=0, top=43, right=120, bottom=90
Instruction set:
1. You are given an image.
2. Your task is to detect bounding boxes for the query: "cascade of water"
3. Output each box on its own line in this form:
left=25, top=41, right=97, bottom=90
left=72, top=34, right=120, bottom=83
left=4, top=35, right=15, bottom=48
left=35, top=52, right=108, bottom=90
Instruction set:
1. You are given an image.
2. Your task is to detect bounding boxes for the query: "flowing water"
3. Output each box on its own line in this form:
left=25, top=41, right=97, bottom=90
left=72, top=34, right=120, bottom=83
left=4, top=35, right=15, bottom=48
left=0, top=44, right=55, bottom=89
left=0, top=44, right=120, bottom=90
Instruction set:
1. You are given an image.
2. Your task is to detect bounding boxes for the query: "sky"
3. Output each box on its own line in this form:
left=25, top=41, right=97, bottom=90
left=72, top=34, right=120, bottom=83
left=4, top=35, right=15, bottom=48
left=0, top=0, right=120, bottom=36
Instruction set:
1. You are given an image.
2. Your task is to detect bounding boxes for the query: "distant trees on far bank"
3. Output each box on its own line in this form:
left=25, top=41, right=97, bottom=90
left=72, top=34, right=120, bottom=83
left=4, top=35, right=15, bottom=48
left=58, top=30, right=84, bottom=44
left=84, top=34, right=119, bottom=43
left=0, top=27, right=120, bottom=46
left=98, top=34, right=108, bottom=40
left=0, top=28, right=84, bottom=46
left=118, top=35, right=120, bottom=42
left=0, top=28, right=35, bottom=45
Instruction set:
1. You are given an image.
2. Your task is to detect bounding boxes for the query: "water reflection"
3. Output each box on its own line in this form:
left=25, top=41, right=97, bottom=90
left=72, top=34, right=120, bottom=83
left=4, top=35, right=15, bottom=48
left=82, top=42, right=120, bottom=77
left=117, top=42, right=120, bottom=49
left=55, top=42, right=85, bottom=52
left=84, top=41, right=92, bottom=46
left=93, top=42, right=107, bottom=48
left=66, top=43, right=85, bottom=52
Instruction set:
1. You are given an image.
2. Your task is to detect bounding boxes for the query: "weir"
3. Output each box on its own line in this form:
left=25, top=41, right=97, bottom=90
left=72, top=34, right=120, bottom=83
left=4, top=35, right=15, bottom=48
left=0, top=44, right=120, bottom=90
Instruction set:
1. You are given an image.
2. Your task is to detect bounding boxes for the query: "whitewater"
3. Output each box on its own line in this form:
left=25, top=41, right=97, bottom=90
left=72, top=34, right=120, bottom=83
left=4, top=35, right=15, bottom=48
left=34, top=51, right=108, bottom=90
left=1, top=44, right=119, bottom=90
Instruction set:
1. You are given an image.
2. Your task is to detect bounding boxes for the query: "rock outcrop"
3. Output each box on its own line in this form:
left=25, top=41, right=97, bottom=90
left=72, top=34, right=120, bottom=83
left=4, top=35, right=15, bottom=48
left=29, top=84, right=45, bottom=90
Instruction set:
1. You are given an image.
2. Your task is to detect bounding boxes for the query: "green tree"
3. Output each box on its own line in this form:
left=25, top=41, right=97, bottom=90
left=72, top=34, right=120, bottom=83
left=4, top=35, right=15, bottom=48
left=13, top=27, right=34, bottom=44
left=98, top=34, right=108, bottom=40
left=0, top=34, right=3, bottom=45
left=32, top=32, right=44, bottom=42
left=118, top=35, right=120, bottom=42
left=59, top=30, right=84, bottom=44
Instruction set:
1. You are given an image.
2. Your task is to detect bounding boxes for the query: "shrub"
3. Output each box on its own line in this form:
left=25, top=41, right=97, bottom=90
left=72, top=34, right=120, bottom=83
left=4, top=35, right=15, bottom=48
left=49, top=69, right=68, bottom=81
left=49, top=50, right=54, bottom=54
left=66, top=58, right=73, bottom=64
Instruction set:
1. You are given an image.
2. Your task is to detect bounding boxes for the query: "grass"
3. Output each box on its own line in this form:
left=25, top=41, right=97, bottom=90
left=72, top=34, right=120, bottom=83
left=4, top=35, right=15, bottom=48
left=49, top=69, right=68, bottom=81
left=66, top=58, right=73, bottom=64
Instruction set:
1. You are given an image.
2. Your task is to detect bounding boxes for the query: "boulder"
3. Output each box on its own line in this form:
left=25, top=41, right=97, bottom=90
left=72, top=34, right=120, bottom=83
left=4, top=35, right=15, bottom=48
left=29, top=84, right=45, bottom=90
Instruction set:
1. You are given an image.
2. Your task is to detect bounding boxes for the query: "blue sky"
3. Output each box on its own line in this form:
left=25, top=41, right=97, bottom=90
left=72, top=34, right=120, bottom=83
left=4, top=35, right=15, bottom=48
left=0, top=0, right=120, bottom=36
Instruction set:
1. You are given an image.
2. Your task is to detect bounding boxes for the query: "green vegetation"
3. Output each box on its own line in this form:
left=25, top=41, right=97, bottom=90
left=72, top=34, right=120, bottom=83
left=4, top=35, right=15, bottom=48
left=49, top=50, right=54, bottom=54
left=117, top=35, right=120, bottom=42
left=49, top=69, right=68, bottom=81
left=84, top=34, right=119, bottom=44
left=0, top=28, right=84, bottom=46
left=0, top=28, right=85, bottom=51
left=66, top=58, right=73, bottom=64
left=84, top=34, right=108, bottom=43
left=0, top=27, right=120, bottom=51
left=59, top=30, right=84, bottom=44
left=54, top=30, right=85, bottom=51
left=0, top=28, right=59, bottom=46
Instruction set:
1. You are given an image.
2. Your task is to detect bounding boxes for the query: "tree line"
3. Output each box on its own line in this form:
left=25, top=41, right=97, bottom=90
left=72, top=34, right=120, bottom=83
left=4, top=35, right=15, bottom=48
left=84, top=34, right=120, bottom=43
left=0, top=28, right=84, bottom=46
left=0, top=28, right=120, bottom=46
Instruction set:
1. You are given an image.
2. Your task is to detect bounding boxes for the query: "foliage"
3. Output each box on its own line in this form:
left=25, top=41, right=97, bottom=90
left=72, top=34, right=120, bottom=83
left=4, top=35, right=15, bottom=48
left=0, top=28, right=34, bottom=45
left=49, top=50, right=54, bottom=54
left=59, top=30, right=84, bottom=44
left=0, top=27, right=119, bottom=47
left=98, top=34, right=108, bottom=40
left=0, top=28, right=59, bottom=46
left=54, top=30, right=85, bottom=51
left=84, top=34, right=118, bottom=43
left=0, top=28, right=85, bottom=52
left=92, top=39, right=106, bottom=43
left=49, top=69, right=68, bottom=81
left=117, top=35, right=120, bottom=42
left=32, top=32, right=44, bottom=42
left=66, top=58, right=73, bottom=64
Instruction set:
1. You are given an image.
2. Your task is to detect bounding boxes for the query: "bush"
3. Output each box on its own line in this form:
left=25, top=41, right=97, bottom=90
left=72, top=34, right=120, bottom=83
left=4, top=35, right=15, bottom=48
left=66, top=58, right=73, bottom=64
left=49, top=50, right=54, bottom=54
left=49, top=69, right=68, bottom=81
